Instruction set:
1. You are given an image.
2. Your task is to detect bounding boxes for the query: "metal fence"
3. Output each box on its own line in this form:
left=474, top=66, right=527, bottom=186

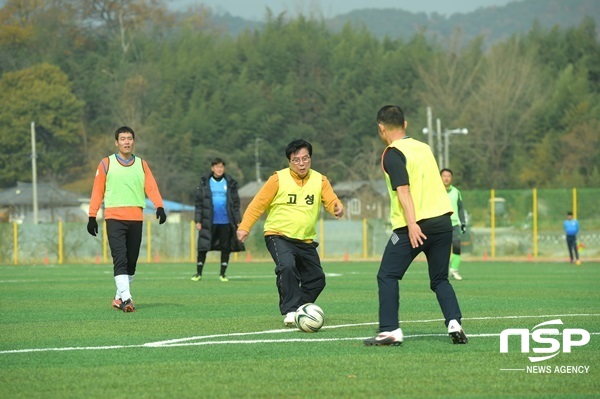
left=1, top=188, right=598, bottom=264
left=461, top=187, right=599, bottom=259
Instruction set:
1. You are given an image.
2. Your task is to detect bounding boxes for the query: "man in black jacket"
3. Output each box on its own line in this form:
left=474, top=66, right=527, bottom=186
left=192, top=158, right=244, bottom=282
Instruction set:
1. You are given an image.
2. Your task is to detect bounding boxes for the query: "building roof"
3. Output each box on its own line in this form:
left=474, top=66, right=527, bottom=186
left=144, top=198, right=194, bottom=213
left=0, top=181, right=84, bottom=207
left=332, top=180, right=370, bottom=197
left=333, top=179, right=388, bottom=198
left=238, top=181, right=265, bottom=198
left=370, top=179, right=389, bottom=197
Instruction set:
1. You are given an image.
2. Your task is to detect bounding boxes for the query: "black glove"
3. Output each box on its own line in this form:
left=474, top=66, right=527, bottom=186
left=87, top=217, right=98, bottom=236
left=461, top=224, right=467, bottom=234
left=156, top=207, right=167, bottom=224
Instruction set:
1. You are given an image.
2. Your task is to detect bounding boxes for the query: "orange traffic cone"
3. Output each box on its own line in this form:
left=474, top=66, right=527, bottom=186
left=246, top=250, right=252, bottom=262
left=95, top=253, right=100, bottom=264
left=483, top=251, right=488, bottom=261
left=344, top=249, right=349, bottom=262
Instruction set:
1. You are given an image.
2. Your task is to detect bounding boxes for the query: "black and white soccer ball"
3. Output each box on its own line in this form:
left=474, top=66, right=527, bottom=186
left=294, top=303, right=324, bottom=333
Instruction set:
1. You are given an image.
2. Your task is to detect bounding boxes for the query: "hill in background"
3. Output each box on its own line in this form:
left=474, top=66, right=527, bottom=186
left=191, top=0, right=599, bottom=46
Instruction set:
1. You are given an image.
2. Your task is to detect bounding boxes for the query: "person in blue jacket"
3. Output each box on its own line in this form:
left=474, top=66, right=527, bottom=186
left=192, top=158, right=245, bottom=282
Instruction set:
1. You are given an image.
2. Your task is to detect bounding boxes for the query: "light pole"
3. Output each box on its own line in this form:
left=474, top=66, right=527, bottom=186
left=254, top=137, right=263, bottom=183
left=422, top=125, right=468, bottom=169
left=443, top=128, right=468, bottom=169
left=31, top=122, right=38, bottom=224
left=426, top=106, right=434, bottom=149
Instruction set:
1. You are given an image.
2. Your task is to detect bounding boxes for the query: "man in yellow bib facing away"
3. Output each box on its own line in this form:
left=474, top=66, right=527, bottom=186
left=363, top=105, right=467, bottom=346
left=237, top=139, right=344, bottom=326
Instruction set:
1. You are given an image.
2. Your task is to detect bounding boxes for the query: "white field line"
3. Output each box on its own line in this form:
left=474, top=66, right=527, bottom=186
left=146, top=313, right=600, bottom=346
left=1, top=313, right=598, bottom=355
left=0, top=275, right=286, bottom=283
left=0, top=270, right=426, bottom=283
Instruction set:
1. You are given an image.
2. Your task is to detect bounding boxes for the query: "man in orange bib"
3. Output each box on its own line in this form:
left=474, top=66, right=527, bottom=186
left=87, top=126, right=167, bottom=312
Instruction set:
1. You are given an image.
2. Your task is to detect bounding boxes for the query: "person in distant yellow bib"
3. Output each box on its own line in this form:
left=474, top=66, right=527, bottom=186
left=237, top=139, right=344, bottom=326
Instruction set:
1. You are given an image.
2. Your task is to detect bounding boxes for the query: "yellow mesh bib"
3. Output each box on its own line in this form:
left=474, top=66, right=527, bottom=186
left=264, top=169, right=322, bottom=239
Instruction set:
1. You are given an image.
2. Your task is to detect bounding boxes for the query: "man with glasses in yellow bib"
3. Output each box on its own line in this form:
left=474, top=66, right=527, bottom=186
left=237, top=139, right=344, bottom=326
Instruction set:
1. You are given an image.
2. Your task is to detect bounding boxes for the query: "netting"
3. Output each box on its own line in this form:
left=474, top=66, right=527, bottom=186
left=1, top=188, right=597, bottom=264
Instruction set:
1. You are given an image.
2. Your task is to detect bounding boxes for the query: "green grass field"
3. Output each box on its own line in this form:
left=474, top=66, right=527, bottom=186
left=1, top=260, right=598, bottom=398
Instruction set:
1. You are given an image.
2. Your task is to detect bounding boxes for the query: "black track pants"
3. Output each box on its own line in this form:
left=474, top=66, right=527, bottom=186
left=265, top=235, right=326, bottom=315
left=377, top=229, right=462, bottom=332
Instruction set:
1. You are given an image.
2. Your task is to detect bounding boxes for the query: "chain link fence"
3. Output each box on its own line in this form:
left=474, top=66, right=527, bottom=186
left=1, top=188, right=598, bottom=264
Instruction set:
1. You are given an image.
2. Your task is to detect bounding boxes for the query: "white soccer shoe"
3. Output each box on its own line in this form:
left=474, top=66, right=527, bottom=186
left=283, top=312, right=296, bottom=327
left=363, top=328, right=404, bottom=346
left=448, top=319, right=468, bottom=344
left=450, top=268, right=463, bottom=281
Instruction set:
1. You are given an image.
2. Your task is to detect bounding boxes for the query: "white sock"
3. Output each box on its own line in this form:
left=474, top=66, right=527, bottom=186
left=115, top=274, right=131, bottom=302
left=448, top=319, right=461, bottom=332
left=118, top=275, right=133, bottom=300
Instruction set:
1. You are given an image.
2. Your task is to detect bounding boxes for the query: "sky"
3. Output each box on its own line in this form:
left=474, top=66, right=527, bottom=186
left=171, top=0, right=520, bottom=20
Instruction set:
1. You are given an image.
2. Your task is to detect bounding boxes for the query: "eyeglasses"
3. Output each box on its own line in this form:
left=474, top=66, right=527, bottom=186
left=290, top=156, right=311, bottom=165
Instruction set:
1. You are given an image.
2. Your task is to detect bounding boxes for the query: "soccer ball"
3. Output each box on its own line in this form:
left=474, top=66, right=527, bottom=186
left=294, top=303, right=324, bottom=333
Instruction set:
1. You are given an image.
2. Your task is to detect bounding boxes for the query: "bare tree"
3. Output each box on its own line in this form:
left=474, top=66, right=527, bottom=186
left=462, top=38, right=543, bottom=188
left=76, top=0, right=172, bottom=54
left=350, top=138, right=384, bottom=182
left=417, top=30, right=484, bottom=126
left=560, top=120, right=600, bottom=183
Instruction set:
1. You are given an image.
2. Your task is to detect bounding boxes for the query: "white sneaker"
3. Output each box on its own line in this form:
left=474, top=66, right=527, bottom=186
left=448, top=319, right=468, bottom=344
left=450, top=268, right=463, bottom=281
left=283, top=312, right=296, bottom=327
left=363, top=328, right=404, bottom=346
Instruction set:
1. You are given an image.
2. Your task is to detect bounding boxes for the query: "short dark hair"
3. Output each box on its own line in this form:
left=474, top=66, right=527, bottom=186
left=567, top=211, right=573, bottom=216
left=211, top=157, right=226, bottom=166
left=115, top=126, right=135, bottom=140
left=285, top=139, right=312, bottom=160
left=376, top=105, right=405, bottom=128
left=440, top=168, right=453, bottom=175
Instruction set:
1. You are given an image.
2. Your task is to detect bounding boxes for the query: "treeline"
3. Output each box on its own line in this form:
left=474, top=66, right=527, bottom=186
left=0, top=0, right=599, bottom=204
